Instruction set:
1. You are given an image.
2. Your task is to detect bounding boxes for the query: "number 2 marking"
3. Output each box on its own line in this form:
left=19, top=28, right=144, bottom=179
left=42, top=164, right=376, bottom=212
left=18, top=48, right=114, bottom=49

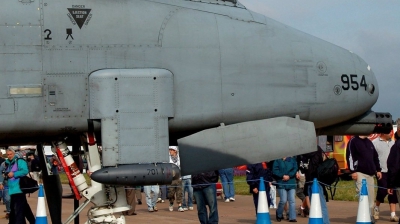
left=44, top=29, right=52, bottom=40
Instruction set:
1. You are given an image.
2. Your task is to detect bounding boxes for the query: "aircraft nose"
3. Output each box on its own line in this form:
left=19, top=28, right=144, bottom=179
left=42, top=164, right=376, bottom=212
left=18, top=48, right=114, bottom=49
left=354, top=54, right=379, bottom=106
left=314, top=50, right=380, bottom=127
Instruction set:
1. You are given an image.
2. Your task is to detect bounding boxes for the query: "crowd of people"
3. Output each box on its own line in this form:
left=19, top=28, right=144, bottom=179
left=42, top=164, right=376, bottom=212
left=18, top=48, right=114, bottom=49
left=1, top=120, right=400, bottom=224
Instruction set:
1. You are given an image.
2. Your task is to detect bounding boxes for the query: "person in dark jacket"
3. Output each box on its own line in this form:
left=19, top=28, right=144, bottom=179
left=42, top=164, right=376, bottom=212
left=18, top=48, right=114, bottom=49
left=50, top=154, right=60, bottom=175
left=395, top=120, right=400, bottom=140
left=346, top=135, right=382, bottom=221
left=298, top=146, right=330, bottom=224
left=246, top=162, right=273, bottom=214
left=26, top=152, right=41, bottom=182
left=387, top=122, right=400, bottom=215
left=272, top=157, right=298, bottom=222
left=0, top=151, right=4, bottom=204
left=0, top=151, right=5, bottom=167
left=0, top=160, right=11, bottom=219
left=192, top=171, right=219, bottom=224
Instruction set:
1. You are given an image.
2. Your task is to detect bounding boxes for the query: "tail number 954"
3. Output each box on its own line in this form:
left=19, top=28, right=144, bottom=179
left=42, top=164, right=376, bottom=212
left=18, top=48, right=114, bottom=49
left=341, top=74, right=367, bottom=91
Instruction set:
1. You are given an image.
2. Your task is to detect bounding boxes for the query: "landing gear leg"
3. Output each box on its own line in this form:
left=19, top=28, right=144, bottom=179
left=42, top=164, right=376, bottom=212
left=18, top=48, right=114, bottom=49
left=56, top=132, right=129, bottom=224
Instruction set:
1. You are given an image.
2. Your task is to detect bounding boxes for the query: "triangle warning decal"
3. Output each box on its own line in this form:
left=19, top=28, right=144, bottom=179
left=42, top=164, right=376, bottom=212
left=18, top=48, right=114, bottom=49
left=68, top=8, right=92, bottom=29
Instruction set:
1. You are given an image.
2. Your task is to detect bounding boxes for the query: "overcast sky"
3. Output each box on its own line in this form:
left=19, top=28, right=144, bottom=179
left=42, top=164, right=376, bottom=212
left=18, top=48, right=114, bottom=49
left=239, top=0, right=400, bottom=121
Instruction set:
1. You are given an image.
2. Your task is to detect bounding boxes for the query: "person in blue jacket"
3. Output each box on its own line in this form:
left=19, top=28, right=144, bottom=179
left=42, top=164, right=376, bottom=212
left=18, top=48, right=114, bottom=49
left=0, top=149, right=35, bottom=224
left=272, top=157, right=298, bottom=222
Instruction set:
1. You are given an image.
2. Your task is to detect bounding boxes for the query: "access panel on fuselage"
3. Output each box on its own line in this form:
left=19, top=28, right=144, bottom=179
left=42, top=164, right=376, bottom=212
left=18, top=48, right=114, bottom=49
left=89, top=69, right=174, bottom=166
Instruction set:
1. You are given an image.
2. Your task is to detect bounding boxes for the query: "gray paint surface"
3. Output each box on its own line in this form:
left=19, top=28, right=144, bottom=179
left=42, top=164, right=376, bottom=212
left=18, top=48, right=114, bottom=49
left=90, top=69, right=173, bottom=165
left=179, top=117, right=316, bottom=175
left=0, top=0, right=383, bottom=169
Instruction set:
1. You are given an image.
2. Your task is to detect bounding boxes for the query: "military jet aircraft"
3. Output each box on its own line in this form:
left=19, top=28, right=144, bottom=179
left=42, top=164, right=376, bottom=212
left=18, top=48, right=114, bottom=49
left=0, top=0, right=391, bottom=223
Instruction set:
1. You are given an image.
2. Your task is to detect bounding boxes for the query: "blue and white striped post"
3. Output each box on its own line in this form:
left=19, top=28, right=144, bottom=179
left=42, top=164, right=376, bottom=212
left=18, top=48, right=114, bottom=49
left=308, top=178, right=323, bottom=224
left=356, top=179, right=371, bottom=224
left=36, top=184, right=48, bottom=224
left=256, top=177, right=271, bottom=224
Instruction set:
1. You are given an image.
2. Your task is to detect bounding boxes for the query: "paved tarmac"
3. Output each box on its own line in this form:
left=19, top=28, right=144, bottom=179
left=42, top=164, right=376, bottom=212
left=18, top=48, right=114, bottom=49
left=0, top=186, right=394, bottom=224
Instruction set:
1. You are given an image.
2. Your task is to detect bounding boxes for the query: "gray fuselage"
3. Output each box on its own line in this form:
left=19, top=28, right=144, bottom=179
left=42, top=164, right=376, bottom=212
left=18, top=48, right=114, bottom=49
left=0, top=0, right=378, bottom=144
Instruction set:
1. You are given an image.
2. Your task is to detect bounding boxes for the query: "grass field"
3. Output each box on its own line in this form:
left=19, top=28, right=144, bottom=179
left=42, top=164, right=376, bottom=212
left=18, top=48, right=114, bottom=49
left=233, top=176, right=377, bottom=202
left=59, top=174, right=378, bottom=202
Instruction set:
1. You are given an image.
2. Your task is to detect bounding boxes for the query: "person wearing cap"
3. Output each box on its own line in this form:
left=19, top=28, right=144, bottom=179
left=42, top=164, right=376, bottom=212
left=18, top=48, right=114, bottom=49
left=168, top=146, right=184, bottom=212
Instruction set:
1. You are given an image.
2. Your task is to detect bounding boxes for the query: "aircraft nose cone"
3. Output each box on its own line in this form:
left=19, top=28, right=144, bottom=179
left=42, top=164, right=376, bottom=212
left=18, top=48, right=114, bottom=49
left=356, top=54, right=379, bottom=105
left=316, top=51, right=380, bottom=127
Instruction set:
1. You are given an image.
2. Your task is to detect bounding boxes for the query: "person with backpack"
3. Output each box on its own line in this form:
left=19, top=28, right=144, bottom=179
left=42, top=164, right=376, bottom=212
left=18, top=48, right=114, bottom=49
left=0, top=149, right=35, bottom=224
left=298, top=146, right=330, bottom=224
left=346, top=135, right=382, bottom=222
